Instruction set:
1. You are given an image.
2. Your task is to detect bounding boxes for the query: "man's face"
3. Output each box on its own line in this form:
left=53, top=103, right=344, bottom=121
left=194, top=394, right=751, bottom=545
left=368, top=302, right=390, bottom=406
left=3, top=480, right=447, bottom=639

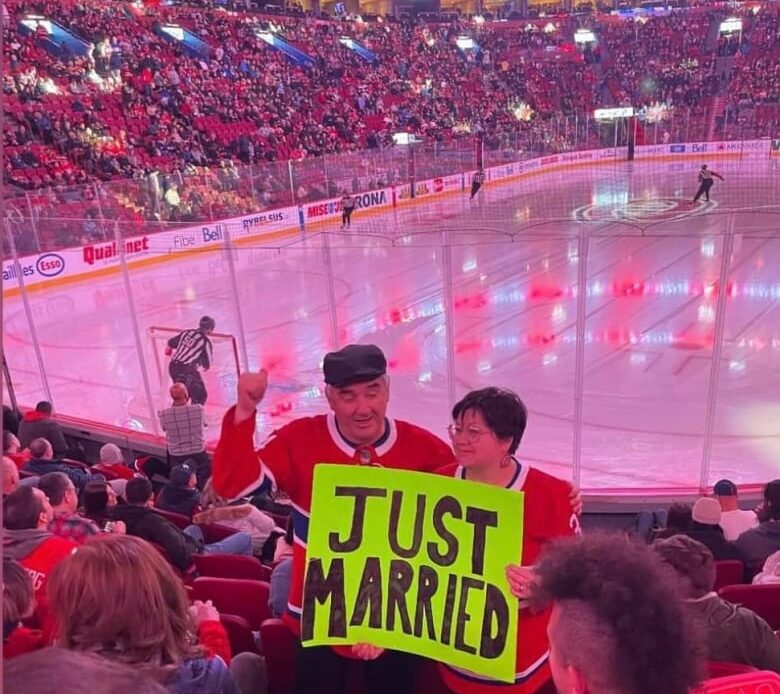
left=3, top=462, right=19, bottom=496
left=63, top=481, right=79, bottom=514
left=7, top=434, right=20, bottom=453
left=326, top=377, right=390, bottom=446
left=34, top=488, right=55, bottom=526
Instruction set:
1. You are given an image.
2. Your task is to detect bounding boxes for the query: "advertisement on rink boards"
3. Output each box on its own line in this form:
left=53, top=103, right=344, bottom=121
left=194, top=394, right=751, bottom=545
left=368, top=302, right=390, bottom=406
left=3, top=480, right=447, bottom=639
left=435, top=174, right=464, bottom=193
left=4, top=138, right=772, bottom=294
left=305, top=188, right=391, bottom=221
left=644, top=140, right=772, bottom=158
left=3, top=205, right=298, bottom=292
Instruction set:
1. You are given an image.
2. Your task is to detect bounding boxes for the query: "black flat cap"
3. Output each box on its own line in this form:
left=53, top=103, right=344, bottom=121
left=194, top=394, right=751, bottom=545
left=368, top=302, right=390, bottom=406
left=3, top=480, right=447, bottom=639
left=323, top=344, right=387, bottom=387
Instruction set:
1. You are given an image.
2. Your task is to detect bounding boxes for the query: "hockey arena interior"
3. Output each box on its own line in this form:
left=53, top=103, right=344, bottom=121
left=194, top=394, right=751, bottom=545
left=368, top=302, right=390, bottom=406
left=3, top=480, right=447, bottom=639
left=2, top=0, right=780, bottom=692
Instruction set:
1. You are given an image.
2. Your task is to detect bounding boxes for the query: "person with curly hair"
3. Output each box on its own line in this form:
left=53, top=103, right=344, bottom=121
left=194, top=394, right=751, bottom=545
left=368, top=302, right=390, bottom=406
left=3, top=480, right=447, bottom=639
left=528, top=533, right=705, bottom=694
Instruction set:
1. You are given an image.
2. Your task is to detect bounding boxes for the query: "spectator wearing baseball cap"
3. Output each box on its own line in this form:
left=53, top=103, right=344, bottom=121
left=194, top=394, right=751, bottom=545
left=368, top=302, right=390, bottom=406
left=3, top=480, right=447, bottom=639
left=683, top=497, right=744, bottom=561
left=157, top=463, right=201, bottom=518
left=713, top=479, right=759, bottom=541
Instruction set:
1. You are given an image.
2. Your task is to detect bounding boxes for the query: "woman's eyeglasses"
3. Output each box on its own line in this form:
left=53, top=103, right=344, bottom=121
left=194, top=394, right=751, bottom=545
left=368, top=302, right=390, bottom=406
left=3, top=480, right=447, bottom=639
left=447, top=424, right=492, bottom=443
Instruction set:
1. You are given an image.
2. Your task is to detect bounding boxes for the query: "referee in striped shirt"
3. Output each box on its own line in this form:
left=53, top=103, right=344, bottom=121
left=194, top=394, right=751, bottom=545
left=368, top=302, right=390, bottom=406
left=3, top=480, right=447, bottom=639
left=165, top=316, right=215, bottom=406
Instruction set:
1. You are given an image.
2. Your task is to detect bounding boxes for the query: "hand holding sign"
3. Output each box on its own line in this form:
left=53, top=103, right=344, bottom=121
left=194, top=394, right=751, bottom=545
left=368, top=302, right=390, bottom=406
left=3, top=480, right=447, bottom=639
left=505, top=565, right=537, bottom=600
left=235, top=369, right=269, bottom=424
left=352, top=643, right=385, bottom=660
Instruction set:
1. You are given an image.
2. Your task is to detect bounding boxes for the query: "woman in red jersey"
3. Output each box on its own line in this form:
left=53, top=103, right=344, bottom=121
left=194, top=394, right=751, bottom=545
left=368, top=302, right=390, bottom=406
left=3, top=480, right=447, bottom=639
left=437, top=387, right=579, bottom=694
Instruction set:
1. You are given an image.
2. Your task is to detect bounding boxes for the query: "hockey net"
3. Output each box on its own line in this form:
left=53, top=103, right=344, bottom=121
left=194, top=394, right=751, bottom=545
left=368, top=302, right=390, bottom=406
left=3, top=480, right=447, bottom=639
left=147, top=326, right=241, bottom=417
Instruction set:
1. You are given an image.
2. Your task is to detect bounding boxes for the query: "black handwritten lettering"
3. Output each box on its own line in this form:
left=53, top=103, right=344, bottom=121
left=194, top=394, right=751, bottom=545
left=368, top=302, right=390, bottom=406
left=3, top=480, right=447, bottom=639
left=350, top=557, right=383, bottom=629
left=386, top=559, right=413, bottom=635
left=388, top=491, right=425, bottom=559
left=454, top=577, right=483, bottom=655
left=413, top=564, right=439, bottom=640
left=329, top=486, right=387, bottom=552
left=464, top=507, right=498, bottom=576
left=427, top=496, right=461, bottom=567
left=301, top=558, right=346, bottom=640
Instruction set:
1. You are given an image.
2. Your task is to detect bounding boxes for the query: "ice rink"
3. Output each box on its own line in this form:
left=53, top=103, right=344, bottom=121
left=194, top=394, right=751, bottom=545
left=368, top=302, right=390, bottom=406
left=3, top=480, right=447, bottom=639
left=5, top=156, right=780, bottom=491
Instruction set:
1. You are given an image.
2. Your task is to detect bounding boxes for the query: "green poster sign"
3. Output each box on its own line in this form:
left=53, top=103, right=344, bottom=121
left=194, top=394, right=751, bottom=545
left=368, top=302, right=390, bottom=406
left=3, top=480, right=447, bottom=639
left=301, top=465, right=524, bottom=683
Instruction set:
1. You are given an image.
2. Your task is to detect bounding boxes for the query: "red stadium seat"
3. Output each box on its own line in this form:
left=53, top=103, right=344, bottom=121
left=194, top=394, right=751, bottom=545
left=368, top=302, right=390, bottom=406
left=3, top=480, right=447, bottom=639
left=193, top=554, right=272, bottom=582
left=260, top=619, right=296, bottom=694
left=718, top=584, right=780, bottom=630
left=199, top=522, right=239, bottom=543
left=707, top=661, right=758, bottom=678
left=696, top=671, right=780, bottom=693
left=713, top=560, right=744, bottom=591
left=221, top=613, right=260, bottom=656
left=191, top=577, right=271, bottom=631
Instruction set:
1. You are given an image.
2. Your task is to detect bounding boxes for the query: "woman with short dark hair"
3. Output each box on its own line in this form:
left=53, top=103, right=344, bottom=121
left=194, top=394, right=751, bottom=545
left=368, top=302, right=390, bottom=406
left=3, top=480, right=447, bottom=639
left=81, top=480, right=119, bottom=528
left=438, top=387, right=578, bottom=694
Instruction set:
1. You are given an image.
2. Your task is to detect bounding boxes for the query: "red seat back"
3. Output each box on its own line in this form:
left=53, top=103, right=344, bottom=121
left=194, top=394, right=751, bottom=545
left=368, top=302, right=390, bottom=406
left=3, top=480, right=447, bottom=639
left=696, top=671, right=780, bottom=693
left=707, top=661, right=758, bottom=678
left=718, top=584, right=780, bottom=630
left=194, top=554, right=272, bottom=582
left=714, top=560, right=744, bottom=591
left=221, top=613, right=260, bottom=656
left=260, top=619, right=296, bottom=694
left=191, top=577, right=271, bottom=631
left=199, top=522, right=239, bottom=543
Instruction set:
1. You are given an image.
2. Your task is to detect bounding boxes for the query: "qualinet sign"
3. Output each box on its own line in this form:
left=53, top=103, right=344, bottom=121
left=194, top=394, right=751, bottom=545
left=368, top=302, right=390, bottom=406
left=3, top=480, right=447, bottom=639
left=83, top=237, right=150, bottom=266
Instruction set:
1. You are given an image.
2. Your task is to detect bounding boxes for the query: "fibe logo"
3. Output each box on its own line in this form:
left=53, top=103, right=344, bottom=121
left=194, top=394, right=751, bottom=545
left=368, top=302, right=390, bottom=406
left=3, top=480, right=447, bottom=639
left=35, top=253, right=65, bottom=277
left=174, top=234, right=197, bottom=248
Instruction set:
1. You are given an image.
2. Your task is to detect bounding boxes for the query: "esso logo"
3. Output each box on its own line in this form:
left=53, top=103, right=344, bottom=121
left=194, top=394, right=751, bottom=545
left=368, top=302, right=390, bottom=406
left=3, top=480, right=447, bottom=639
left=35, top=253, right=65, bottom=277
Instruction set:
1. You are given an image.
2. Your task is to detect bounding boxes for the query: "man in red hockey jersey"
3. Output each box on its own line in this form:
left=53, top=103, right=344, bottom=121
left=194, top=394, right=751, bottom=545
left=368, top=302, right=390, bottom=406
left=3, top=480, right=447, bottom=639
left=213, top=344, right=455, bottom=694
left=212, top=344, right=581, bottom=694
left=3, top=485, right=78, bottom=630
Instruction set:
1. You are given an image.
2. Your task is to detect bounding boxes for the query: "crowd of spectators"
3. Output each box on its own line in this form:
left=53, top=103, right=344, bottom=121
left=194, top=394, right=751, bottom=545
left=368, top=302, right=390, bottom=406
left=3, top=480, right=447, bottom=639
left=2, top=1, right=779, bottom=240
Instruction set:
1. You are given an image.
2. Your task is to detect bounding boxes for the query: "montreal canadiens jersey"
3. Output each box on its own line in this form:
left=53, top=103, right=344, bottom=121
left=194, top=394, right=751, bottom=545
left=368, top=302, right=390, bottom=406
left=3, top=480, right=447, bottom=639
left=436, top=462, right=579, bottom=694
left=212, top=409, right=456, bottom=635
